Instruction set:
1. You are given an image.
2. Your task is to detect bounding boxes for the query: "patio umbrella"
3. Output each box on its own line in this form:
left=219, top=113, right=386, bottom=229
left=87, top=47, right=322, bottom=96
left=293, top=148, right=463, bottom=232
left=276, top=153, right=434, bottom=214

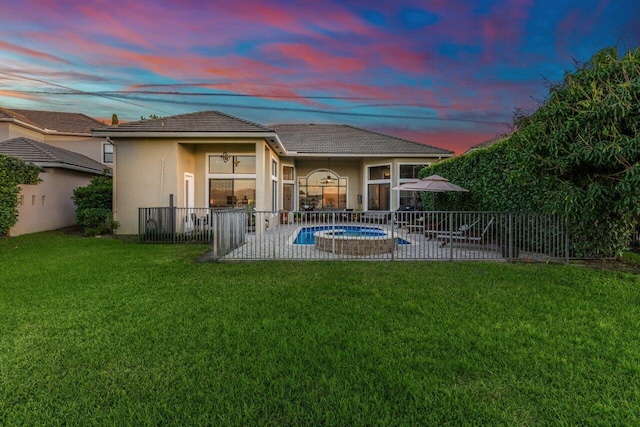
left=391, top=174, right=469, bottom=192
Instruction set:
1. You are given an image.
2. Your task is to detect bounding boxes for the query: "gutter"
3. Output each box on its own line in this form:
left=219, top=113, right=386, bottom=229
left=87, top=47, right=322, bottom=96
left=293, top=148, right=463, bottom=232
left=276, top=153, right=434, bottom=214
left=91, top=131, right=279, bottom=139
left=35, top=162, right=111, bottom=176
left=0, top=118, right=91, bottom=137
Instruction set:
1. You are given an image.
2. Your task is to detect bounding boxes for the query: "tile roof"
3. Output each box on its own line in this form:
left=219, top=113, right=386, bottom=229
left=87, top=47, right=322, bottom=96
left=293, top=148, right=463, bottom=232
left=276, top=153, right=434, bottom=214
left=93, top=110, right=272, bottom=134
left=0, top=107, right=105, bottom=134
left=271, top=124, right=453, bottom=156
left=463, top=132, right=512, bottom=154
left=0, top=137, right=109, bottom=174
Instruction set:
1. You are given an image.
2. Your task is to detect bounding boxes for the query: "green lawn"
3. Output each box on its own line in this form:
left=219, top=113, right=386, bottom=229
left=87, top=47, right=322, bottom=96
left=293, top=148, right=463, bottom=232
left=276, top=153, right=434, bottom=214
left=1, top=231, right=640, bottom=425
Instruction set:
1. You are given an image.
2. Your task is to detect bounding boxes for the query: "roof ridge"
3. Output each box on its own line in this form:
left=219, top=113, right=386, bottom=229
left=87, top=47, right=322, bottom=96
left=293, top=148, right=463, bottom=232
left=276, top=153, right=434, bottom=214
left=208, top=110, right=270, bottom=130
left=343, top=124, right=453, bottom=154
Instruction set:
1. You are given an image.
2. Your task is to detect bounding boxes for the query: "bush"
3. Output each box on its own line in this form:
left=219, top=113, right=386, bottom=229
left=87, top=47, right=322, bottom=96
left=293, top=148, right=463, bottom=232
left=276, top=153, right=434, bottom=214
left=77, top=207, right=118, bottom=236
left=0, top=155, right=41, bottom=236
left=73, top=172, right=118, bottom=235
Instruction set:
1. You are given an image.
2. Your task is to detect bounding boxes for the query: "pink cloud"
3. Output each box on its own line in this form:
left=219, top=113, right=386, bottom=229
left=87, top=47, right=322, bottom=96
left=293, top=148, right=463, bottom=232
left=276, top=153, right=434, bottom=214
left=262, top=43, right=367, bottom=73
left=0, top=40, right=69, bottom=64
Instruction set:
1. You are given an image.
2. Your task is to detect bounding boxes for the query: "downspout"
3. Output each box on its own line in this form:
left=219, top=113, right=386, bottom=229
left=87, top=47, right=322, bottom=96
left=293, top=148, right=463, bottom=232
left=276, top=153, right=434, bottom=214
left=159, top=158, right=165, bottom=206
left=106, top=137, right=117, bottom=223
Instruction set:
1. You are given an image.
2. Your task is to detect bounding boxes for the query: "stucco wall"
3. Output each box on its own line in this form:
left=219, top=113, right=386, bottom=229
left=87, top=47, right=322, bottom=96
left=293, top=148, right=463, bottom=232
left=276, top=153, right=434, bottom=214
left=0, top=122, right=44, bottom=141
left=113, top=138, right=178, bottom=234
left=43, top=135, right=106, bottom=165
left=10, top=168, right=93, bottom=236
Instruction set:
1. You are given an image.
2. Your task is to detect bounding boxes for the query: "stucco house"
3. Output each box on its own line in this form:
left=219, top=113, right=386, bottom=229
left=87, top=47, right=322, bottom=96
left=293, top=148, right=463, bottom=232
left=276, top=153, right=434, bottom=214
left=0, top=108, right=113, bottom=165
left=0, top=137, right=109, bottom=236
left=0, top=108, right=112, bottom=236
left=93, top=110, right=453, bottom=235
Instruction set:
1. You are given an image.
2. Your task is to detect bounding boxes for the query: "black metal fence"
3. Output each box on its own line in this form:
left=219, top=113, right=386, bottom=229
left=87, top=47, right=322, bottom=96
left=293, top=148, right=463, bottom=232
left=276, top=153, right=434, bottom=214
left=138, top=208, right=587, bottom=262
left=139, top=207, right=246, bottom=257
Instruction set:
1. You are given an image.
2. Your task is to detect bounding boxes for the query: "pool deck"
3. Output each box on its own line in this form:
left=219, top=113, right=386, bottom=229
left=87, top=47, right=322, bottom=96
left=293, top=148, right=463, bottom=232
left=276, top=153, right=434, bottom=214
left=215, top=221, right=513, bottom=261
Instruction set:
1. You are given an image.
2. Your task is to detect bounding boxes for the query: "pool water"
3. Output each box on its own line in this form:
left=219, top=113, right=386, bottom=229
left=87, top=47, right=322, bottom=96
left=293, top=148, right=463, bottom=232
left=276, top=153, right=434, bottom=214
left=293, top=226, right=410, bottom=245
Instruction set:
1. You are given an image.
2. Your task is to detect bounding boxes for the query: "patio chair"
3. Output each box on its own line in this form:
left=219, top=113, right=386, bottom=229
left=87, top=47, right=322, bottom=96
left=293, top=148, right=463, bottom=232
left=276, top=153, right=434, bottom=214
left=405, top=215, right=425, bottom=233
left=426, top=218, right=480, bottom=240
left=436, top=217, right=494, bottom=247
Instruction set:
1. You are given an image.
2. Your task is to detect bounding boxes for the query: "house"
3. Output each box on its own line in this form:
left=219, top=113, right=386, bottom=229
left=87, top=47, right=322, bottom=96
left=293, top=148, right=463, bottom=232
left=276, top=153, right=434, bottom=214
left=0, top=108, right=113, bottom=165
left=462, top=132, right=512, bottom=155
left=0, top=137, right=109, bottom=236
left=92, top=111, right=454, bottom=235
left=0, top=108, right=112, bottom=236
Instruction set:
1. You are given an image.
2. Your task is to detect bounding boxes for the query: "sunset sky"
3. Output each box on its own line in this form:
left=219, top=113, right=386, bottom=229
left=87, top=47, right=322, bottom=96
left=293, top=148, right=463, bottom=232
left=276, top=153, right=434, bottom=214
left=0, top=0, right=638, bottom=153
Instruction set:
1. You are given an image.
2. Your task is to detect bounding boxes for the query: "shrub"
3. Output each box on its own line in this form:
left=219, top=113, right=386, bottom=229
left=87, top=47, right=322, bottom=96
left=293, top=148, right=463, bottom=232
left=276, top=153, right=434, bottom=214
left=0, top=155, right=41, bottom=236
left=72, top=172, right=118, bottom=235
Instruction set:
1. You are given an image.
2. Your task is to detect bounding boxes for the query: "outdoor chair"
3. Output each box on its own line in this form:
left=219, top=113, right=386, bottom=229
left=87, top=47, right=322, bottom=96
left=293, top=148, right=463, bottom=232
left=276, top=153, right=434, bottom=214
left=436, top=217, right=494, bottom=247
left=425, top=218, right=479, bottom=240
left=405, top=215, right=426, bottom=233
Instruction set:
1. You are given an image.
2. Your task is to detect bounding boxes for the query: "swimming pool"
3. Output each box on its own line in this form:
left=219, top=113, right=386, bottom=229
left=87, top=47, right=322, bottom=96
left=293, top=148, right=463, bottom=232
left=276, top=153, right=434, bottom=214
left=293, top=226, right=410, bottom=245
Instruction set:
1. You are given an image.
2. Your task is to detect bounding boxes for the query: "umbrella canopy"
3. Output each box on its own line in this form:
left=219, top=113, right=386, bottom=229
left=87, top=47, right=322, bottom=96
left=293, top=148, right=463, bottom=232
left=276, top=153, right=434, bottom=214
left=391, top=174, right=469, bottom=192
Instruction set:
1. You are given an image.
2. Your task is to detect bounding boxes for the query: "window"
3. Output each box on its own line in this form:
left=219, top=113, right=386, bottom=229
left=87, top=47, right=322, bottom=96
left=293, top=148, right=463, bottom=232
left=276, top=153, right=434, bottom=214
left=102, top=143, right=114, bottom=163
left=298, top=171, right=347, bottom=210
left=272, top=159, right=278, bottom=177
left=209, top=179, right=256, bottom=208
left=283, top=166, right=294, bottom=181
left=208, top=154, right=257, bottom=209
left=369, top=165, right=390, bottom=180
left=367, top=164, right=391, bottom=210
left=398, top=163, right=429, bottom=208
left=282, top=166, right=295, bottom=211
left=19, top=195, right=24, bottom=206
left=209, top=155, right=255, bottom=174
left=399, top=164, right=428, bottom=179
left=283, top=184, right=294, bottom=211
left=368, top=184, right=390, bottom=210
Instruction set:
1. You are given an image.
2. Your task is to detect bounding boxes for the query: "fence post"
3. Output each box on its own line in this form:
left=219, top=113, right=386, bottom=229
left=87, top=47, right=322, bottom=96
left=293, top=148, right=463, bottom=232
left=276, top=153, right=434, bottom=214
left=508, top=212, right=513, bottom=262
left=448, top=211, right=454, bottom=261
left=390, top=211, right=395, bottom=262
left=212, top=211, right=219, bottom=260
left=565, top=220, right=570, bottom=264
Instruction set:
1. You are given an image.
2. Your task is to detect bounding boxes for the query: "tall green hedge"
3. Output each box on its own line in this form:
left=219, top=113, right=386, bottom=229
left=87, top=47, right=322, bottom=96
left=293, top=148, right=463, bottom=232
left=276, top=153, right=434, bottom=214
left=421, top=47, right=640, bottom=258
left=419, top=140, right=548, bottom=213
left=0, top=155, right=42, bottom=236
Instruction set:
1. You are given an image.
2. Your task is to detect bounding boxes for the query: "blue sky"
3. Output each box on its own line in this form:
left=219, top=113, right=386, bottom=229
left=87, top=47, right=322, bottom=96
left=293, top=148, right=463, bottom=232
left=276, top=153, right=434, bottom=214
left=0, top=0, right=638, bottom=153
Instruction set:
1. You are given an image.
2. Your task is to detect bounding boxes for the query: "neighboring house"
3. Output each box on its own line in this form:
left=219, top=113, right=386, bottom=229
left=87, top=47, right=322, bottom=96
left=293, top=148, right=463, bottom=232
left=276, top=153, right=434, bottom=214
left=462, top=132, right=512, bottom=155
left=0, top=107, right=113, bottom=166
left=93, top=110, right=454, bottom=235
left=0, top=137, right=109, bottom=236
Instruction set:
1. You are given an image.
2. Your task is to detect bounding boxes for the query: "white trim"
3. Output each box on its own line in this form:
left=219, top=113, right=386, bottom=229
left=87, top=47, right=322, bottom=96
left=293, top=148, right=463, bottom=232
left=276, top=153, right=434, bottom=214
left=92, top=131, right=278, bottom=139
left=101, top=141, right=114, bottom=164
left=34, top=162, right=109, bottom=175
left=365, top=163, right=391, bottom=211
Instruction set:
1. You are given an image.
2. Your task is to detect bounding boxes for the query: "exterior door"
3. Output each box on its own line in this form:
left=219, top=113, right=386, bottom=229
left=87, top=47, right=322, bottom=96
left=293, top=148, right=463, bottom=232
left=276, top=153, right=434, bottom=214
left=184, top=173, right=195, bottom=230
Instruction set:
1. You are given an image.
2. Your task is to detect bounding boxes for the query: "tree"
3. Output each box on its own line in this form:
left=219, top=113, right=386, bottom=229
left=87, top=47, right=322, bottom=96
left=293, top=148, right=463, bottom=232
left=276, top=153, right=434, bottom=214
left=509, top=47, right=640, bottom=256
left=72, top=171, right=118, bottom=235
left=0, top=155, right=42, bottom=236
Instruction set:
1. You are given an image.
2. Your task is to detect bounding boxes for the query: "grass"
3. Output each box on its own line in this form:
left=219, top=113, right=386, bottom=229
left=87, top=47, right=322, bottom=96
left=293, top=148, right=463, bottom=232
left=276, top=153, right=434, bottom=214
left=1, top=231, right=640, bottom=425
